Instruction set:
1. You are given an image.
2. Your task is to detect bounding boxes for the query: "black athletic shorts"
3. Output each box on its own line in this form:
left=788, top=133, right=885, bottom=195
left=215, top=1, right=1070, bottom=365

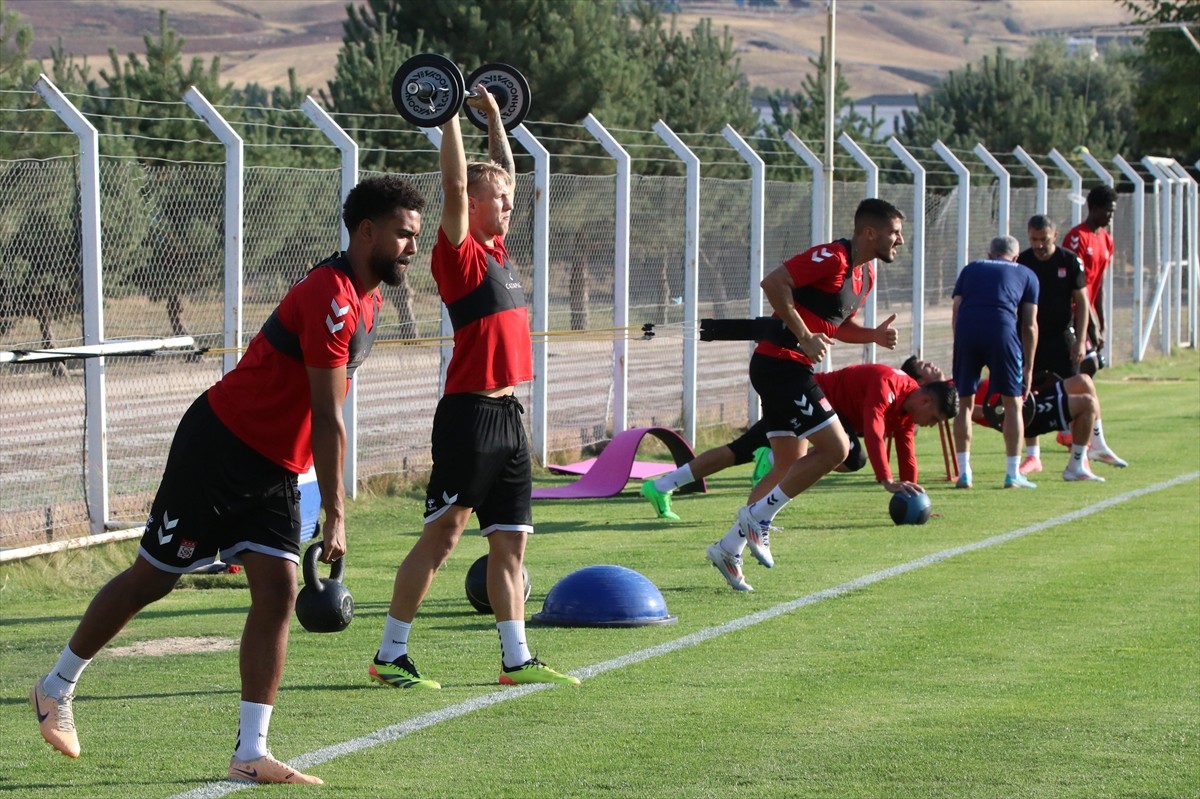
left=1033, top=330, right=1078, bottom=381
left=138, top=393, right=301, bottom=573
left=424, top=393, right=533, bottom=535
left=982, top=379, right=1073, bottom=438
left=1024, top=380, right=1073, bottom=437
left=749, top=352, right=838, bottom=439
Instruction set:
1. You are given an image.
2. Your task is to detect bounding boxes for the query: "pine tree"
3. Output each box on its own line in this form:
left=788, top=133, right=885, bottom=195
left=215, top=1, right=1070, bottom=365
left=1121, top=0, right=1200, bottom=162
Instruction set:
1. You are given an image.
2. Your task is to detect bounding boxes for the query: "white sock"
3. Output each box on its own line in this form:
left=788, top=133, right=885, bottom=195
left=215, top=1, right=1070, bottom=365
left=1069, top=444, right=1088, bottom=470
left=957, top=452, right=971, bottom=477
left=1026, top=443, right=1040, bottom=458
left=377, top=615, right=411, bottom=662
left=43, top=645, right=91, bottom=699
left=1006, top=455, right=1021, bottom=479
left=654, top=463, right=694, bottom=493
left=718, top=522, right=746, bottom=555
left=1092, top=420, right=1111, bottom=453
left=234, top=701, right=272, bottom=761
left=497, top=619, right=532, bottom=669
left=749, top=485, right=792, bottom=523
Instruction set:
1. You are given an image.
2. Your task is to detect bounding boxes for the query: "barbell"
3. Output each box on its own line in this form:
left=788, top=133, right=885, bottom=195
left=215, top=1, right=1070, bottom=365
left=391, top=53, right=530, bottom=131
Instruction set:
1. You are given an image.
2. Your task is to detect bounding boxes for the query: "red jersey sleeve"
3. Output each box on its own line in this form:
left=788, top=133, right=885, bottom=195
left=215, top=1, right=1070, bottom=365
left=431, top=228, right=500, bottom=304
left=859, top=375, right=897, bottom=483
left=277, top=266, right=361, bottom=369
left=783, top=243, right=849, bottom=288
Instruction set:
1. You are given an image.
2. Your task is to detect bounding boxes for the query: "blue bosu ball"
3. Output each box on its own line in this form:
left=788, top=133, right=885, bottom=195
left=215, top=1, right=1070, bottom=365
left=889, top=490, right=933, bottom=525
left=532, top=564, right=677, bottom=627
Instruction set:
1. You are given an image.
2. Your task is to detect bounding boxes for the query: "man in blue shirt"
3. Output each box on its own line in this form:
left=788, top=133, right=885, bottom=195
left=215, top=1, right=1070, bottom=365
left=951, top=235, right=1039, bottom=489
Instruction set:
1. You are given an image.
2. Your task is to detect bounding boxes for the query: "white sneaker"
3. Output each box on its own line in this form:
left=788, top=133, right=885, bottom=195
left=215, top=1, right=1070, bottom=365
left=706, top=543, right=753, bottom=592
left=735, top=505, right=776, bottom=568
left=1090, top=450, right=1128, bottom=468
left=1063, top=468, right=1105, bottom=482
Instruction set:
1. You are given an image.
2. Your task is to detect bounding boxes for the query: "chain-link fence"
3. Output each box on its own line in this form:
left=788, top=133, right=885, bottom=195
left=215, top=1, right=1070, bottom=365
left=1, top=102, right=1194, bottom=549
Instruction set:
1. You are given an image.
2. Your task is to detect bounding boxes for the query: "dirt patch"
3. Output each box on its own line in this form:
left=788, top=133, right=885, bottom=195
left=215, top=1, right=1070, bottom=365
left=108, top=636, right=238, bottom=658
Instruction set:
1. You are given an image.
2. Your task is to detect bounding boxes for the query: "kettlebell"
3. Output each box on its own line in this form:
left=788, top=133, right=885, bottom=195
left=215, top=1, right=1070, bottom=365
left=295, top=540, right=354, bottom=633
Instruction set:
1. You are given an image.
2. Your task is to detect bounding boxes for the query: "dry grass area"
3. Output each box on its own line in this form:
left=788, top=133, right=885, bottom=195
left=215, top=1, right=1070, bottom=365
left=108, top=636, right=239, bottom=658
left=14, top=0, right=1134, bottom=100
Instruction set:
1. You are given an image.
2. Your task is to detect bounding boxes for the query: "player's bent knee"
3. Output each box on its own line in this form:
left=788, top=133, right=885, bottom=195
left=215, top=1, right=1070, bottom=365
left=842, top=447, right=867, bottom=472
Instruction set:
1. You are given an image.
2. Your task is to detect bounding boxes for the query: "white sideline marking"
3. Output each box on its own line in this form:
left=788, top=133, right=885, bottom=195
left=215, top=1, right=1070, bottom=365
left=169, top=473, right=1198, bottom=798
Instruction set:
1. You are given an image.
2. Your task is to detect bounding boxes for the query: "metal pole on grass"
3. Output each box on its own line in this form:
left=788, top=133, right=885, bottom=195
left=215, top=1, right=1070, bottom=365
left=302, top=97, right=361, bottom=498
left=653, top=120, right=700, bottom=445
left=34, top=73, right=109, bottom=536
left=582, top=114, right=631, bottom=435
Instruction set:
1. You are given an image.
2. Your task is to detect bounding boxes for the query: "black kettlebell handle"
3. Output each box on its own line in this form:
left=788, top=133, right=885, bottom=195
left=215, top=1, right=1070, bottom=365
left=302, top=541, right=345, bottom=591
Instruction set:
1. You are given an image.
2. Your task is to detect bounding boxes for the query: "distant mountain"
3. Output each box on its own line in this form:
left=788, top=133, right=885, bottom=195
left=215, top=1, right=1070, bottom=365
left=13, top=0, right=1134, bottom=100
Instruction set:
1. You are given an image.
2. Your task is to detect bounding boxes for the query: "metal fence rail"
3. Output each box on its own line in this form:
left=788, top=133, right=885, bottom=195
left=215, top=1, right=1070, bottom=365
left=1, top=74, right=1195, bottom=550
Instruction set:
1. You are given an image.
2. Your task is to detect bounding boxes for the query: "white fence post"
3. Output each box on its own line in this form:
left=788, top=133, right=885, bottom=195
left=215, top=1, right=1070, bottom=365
left=932, top=141, right=971, bottom=275
left=652, top=120, right=699, bottom=444
left=1012, top=145, right=1047, bottom=215
left=183, top=88, right=244, bottom=378
left=1113, top=156, right=1147, bottom=361
left=33, top=74, right=109, bottom=536
left=722, top=125, right=765, bottom=426
left=887, top=137, right=926, bottom=359
left=974, top=143, right=1011, bottom=237
left=512, top=124, right=551, bottom=463
left=783, top=132, right=825, bottom=249
left=837, top=133, right=879, bottom=364
left=1048, top=148, right=1084, bottom=228
left=1168, top=161, right=1198, bottom=348
left=1140, top=156, right=1177, bottom=358
left=1142, top=155, right=1180, bottom=355
left=581, top=114, right=631, bottom=435
left=302, top=97, right=361, bottom=497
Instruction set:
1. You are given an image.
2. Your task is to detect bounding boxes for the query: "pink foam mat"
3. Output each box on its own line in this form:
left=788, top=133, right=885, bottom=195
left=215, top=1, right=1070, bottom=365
left=533, top=426, right=706, bottom=500
left=549, top=459, right=674, bottom=479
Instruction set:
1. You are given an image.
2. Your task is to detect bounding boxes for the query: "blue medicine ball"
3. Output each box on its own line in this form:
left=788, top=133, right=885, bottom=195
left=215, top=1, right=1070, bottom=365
left=889, top=491, right=932, bottom=525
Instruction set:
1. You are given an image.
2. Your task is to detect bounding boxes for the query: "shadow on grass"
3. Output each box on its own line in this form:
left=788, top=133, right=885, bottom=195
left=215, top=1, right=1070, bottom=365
left=0, top=604, right=248, bottom=628
left=0, top=776, right=209, bottom=793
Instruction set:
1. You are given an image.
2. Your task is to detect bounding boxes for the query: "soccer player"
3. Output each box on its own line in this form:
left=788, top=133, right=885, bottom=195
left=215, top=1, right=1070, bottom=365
left=1063, top=185, right=1118, bottom=376
left=809, top=363, right=958, bottom=493
left=369, top=84, right=578, bottom=688
left=951, top=235, right=1039, bottom=489
left=1016, top=215, right=1089, bottom=474
left=640, top=358, right=954, bottom=521
left=31, top=176, right=427, bottom=785
left=971, top=372, right=1127, bottom=480
left=704, top=198, right=905, bottom=592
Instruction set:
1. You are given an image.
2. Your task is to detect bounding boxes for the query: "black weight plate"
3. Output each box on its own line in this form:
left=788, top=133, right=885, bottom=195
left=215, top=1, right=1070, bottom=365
left=463, top=62, right=531, bottom=132
left=392, top=53, right=465, bottom=128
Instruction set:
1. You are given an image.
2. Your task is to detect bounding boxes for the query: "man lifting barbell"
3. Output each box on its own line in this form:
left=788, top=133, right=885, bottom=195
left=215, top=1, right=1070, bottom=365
left=371, top=67, right=579, bottom=689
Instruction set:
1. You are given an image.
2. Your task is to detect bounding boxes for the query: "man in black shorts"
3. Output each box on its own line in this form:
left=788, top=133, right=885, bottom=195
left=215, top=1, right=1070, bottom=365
left=369, top=81, right=578, bottom=688
left=640, top=356, right=949, bottom=521
left=1016, top=215, right=1088, bottom=475
left=972, top=371, right=1126, bottom=480
left=31, top=176, right=426, bottom=785
left=704, top=198, right=906, bottom=591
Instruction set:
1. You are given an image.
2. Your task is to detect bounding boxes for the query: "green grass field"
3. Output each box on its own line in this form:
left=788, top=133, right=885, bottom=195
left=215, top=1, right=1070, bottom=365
left=3, top=353, right=1198, bottom=798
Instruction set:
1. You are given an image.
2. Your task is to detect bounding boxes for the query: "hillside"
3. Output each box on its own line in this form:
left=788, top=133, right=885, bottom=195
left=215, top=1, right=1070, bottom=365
left=13, top=0, right=1135, bottom=101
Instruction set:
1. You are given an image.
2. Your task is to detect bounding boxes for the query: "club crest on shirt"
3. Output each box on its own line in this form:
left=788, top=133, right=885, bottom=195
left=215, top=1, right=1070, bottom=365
left=1058, top=268, right=1067, bottom=278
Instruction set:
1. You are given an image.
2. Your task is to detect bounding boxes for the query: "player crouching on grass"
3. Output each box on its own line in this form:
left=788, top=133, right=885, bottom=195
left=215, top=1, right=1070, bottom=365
left=31, top=175, right=427, bottom=785
left=971, top=371, right=1127, bottom=482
